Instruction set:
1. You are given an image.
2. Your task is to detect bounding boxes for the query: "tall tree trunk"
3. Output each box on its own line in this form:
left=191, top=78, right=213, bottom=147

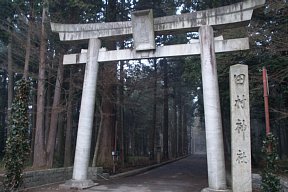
left=150, top=59, right=157, bottom=160
left=279, top=94, right=288, bottom=157
left=163, top=59, right=169, bottom=160
left=97, top=0, right=117, bottom=169
left=172, top=90, right=177, bottom=158
left=46, top=55, right=64, bottom=168
left=178, top=94, right=183, bottom=156
left=23, top=22, right=31, bottom=80
left=92, top=105, right=103, bottom=167
left=7, top=27, right=13, bottom=132
left=97, top=99, right=115, bottom=167
left=131, top=111, right=136, bottom=156
left=55, top=113, right=64, bottom=166
left=0, top=72, right=7, bottom=157
left=44, top=72, right=51, bottom=144
left=97, top=64, right=116, bottom=168
left=97, top=43, right=116, bottom=169
left=33, top=1, right=48, bottom=167
left=24, top=2, right=34, bottom=162
left=64, top=69, right=74, bottom=167
left=119, top=61, right=125, bottom=166
left=182, top=105, right=187, bottom=155
left=30, top=83, right=37, bottom=162
left=23, top=0, right=34, bottom=80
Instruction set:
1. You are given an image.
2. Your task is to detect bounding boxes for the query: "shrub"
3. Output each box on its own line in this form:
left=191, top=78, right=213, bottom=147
left=3, top=79, right=30, bottom=191
left=261, top=133, right=282, bottom=192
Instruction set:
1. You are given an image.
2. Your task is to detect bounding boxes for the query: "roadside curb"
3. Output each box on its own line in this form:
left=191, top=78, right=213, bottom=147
left=110, top=155, right=190, bottom=179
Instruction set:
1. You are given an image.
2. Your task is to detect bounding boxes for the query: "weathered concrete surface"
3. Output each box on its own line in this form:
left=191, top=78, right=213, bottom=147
left=68, top=38, right=101, bottom=189
left=132, top=9, right=155, bottom=51
left=199, top=25, right=229, bottom=191
left=51, top=0, right=265, bottom=41
left=230, top=64, right=252, bottom=192
left=63, top=38, right=249, bottom=65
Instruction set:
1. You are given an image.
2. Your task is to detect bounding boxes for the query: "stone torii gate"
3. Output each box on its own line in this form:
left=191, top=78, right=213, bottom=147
left=51, top=0, right=265, bottom=191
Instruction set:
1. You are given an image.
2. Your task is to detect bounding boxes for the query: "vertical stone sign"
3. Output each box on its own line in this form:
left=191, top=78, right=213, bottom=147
left=132, top=9, right=155, bottom=51
left=230, top=64, right=252, bottom=192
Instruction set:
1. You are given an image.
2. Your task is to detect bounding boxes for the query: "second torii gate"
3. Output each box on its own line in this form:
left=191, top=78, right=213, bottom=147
left=51, top=0, right=265, bottom=191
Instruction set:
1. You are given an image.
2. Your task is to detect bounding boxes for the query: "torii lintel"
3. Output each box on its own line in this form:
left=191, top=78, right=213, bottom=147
left=50, top=0, right=265, bottom=41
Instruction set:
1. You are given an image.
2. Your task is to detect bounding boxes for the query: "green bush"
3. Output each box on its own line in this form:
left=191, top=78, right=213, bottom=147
left=3, top=79, right=30, bottom=191
left=261, top=133, right=282, bottom=192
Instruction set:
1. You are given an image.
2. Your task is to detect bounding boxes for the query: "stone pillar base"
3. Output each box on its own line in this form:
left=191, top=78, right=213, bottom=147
left=60, top=179, right=98, bottom=189
left=201, top=188, right=232, bottom=192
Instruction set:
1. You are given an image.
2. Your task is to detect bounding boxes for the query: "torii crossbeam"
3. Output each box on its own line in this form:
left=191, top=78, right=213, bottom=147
left=51, top=0, right=264, bottom=41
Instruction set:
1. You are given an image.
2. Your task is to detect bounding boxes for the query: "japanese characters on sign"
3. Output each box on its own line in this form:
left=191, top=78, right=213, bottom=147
left=233, top=72, right=248, bottom=162
left=236, top=149, right=248, bottom=164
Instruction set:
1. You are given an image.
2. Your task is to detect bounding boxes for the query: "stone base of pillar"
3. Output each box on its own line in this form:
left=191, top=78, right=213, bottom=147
left=60, top=179, right=98, bottom=189
left=201, top=188, right=232, bottom=192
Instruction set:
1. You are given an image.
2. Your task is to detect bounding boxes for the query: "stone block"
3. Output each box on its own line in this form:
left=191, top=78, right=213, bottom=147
left=132, top=9, right=155, bottom=51
left=60, top=179, right=97, bottom=190
left=230, top=64, right=252, bottom=192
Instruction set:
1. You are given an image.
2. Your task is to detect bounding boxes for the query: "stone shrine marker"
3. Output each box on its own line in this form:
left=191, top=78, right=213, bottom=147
left=230, top=64, right=252, bottom=192
left=132, top=9, right=155, bottom=51
left=51, top=0, right=265, bottom=191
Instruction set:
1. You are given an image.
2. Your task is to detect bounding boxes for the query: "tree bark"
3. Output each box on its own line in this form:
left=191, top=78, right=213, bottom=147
left=182, top=105, right=187, bottom=155
left=23, top=3, right=33, bottom=162
left=149, top=59, right=157, bottom=160
left=55, top=113, right=64, bottom=166
left=30, top=83, right=37, bottom=162
left=119, top=61, right=125, bottom=166
left=33, top=1, right=48, bottom=167
left=46, top=55, right=64, bottom=168
left=97, top=68, right=116, bottom=167
left=178, top=94, right=183, bottom=156
left=44, top=73, right=51, bottom=144
left=0, top=72, right=7, bottom=157
left=172, top=90, right=177, bottom=158
left=23, top=0, right=34, bottom=80
left=64, top=68, right=74, bottom=167
left=96, top=0, right=117, bottom=169
left=163, top=59, right=169, bottom=160
left=7, top=28, right=13, bottom=132
left=92, top=105, right=103, bottom=167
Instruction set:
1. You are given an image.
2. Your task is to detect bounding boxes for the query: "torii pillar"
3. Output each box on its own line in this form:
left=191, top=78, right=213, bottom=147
left=200, top=25, right=230, bottom=192
left=62, top=38, right=101, bottom=189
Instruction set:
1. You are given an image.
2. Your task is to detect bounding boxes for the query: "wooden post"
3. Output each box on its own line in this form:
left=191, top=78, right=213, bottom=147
left=262, top=67, right=270, bottom=135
